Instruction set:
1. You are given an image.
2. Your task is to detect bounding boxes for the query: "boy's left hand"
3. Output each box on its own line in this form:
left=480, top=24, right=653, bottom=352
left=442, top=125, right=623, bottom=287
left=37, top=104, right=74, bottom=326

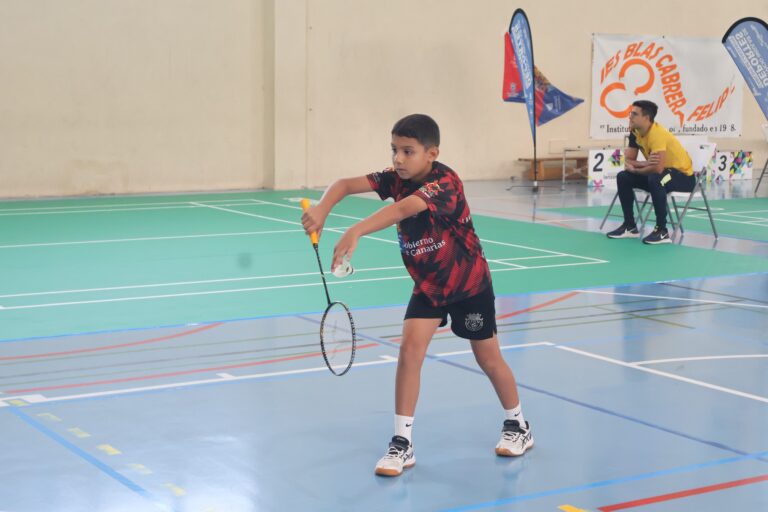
left=332, top=228, right=360, bottom=272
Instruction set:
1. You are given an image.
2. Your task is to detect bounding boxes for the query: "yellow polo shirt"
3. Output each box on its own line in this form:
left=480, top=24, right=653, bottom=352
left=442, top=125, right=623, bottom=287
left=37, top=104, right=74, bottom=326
left=629, top=122, right=693, bottom=176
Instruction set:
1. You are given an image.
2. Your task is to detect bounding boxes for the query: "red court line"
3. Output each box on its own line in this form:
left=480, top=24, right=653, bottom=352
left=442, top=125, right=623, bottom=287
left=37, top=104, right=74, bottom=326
left=598, top=474, right=768, bottom=511
left=0, top=323, right=223, bottom=361
left=4, top=343, right=378, bottom=394
left=391, top=291, right=579, bottom=343
left=496, top=291, right=579, bottom=321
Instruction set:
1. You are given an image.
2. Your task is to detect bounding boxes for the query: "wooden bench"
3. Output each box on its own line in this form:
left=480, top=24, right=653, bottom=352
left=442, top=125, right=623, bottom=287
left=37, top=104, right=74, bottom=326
left=518, top=156, right=589, bottom=181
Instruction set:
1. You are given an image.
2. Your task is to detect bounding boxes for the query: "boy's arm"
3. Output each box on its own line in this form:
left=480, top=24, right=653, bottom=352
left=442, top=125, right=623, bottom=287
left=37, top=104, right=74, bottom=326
left=331, top=195, right=428, bottom=270
left=301, top=176, right=373, bottom=238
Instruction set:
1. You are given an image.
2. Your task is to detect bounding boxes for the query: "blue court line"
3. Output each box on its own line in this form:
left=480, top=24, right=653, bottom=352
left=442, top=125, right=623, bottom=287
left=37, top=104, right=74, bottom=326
left=439, top=449, right=768, bottom=511
left=1, top=271, right=766, bottom=344
left=7, top=407, right=170, bottom=512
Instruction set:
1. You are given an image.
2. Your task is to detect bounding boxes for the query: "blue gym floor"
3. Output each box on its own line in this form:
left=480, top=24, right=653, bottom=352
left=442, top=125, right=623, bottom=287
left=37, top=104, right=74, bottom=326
left=1, top=180, right=766, bottom=512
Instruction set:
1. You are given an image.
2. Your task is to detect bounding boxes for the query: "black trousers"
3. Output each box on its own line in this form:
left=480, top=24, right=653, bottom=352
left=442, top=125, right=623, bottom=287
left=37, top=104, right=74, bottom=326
left=617, top=169, right=695, bottom=229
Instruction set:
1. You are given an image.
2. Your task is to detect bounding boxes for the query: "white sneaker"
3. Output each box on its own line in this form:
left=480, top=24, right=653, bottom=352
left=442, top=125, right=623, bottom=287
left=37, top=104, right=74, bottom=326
left=374, top=435, right=415, bottom=476
left=495, top=420, right=534, bottom=456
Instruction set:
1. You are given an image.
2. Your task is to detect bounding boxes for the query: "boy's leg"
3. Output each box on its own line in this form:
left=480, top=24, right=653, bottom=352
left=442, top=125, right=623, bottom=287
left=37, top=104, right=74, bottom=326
left=375, top=316, right=441, bottom=477
left=470, top=336, right=533, bottom=457
left=395, top=317, right=443, bottom=417
left=470, top=335, right=519, bottom=409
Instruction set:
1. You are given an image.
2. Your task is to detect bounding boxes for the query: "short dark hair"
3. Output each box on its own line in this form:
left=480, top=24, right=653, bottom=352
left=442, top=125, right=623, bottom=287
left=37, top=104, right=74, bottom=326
left=632, top=100, right=658, bottom=122
left=391, top=114, right=440, bottom=148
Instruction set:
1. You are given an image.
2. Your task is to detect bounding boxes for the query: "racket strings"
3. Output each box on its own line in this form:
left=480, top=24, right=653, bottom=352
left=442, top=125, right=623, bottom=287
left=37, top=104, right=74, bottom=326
left=320, top=302, right=356, bottom=374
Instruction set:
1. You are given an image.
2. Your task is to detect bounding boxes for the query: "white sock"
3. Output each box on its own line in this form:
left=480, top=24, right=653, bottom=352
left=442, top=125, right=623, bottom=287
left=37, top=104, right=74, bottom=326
left=394, top=414, right=414, bottom=444
left=504, top=404, right=525, bottom=427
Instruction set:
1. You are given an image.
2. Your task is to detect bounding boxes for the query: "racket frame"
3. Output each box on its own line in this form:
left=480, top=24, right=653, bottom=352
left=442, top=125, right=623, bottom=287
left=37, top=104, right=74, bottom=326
left=319, top=300, right=357, bottom=376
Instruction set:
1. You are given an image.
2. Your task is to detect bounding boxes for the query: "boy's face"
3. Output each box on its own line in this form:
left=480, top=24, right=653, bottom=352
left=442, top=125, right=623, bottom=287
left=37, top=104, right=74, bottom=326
left=391, top=135, right=439, bottom=182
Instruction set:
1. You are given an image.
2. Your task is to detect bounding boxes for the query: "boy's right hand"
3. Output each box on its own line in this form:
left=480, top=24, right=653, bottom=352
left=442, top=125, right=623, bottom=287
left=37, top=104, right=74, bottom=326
left=301, top=204, right=328, bottom=240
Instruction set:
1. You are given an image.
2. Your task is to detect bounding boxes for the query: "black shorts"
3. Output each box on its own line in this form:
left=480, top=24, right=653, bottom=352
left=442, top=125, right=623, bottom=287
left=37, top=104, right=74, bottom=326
left=404, top=286, right=497, bottom=341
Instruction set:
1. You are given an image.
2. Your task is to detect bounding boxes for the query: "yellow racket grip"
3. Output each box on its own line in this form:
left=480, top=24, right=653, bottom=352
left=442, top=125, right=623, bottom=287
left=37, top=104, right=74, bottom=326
left=300, top=198, right=319, bottom=245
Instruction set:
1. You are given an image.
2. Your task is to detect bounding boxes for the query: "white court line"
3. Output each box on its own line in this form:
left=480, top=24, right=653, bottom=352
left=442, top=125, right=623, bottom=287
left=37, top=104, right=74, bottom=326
left=0, top=198, right=261, bottom=213
left=632, top=354, right=768, bottom=365
left=190, top=201, right=307, bottom=228
left=492, top=261, right=607, bottom=272
left=252, top=198, right=610, bottom=264
left=0, top=198, right=606, bottom=309
left=0, top=229, right=313, bottom=250
left=0, top=275, right=417, bottom=311
left=686, top=213, right=768, bottom=227
left=556, top=345, right=768, bottom=404
left=536, top=217, right=593, bottom=223
left=480, top=238, right=608, bottom=264
left=0, top=261, right=600, bottom=311
left=710, top=209, right=768, bottom=215
left=490, top=259, right=526, bottom=269
left=246, top=197, right=368, bottom=222
left=0, top=202, right=261, bottom=217
left=578, top=290, right=768, bottom=310
left=2, top=340, right=763, bottom=407
left=435, top=341, right=553, bottom=357
left=0, top=358, right=400, bottom=406
left=0, top=343, right=552, bottom=406
left=0, top=262, right=606, bottom=309
left=714, top=212, right=768, bottom=221
left=191, top=201, right=397, bottom=246
left=496, top=255, right=564, bottom=261
left=0, top=265, right=405, bottom=299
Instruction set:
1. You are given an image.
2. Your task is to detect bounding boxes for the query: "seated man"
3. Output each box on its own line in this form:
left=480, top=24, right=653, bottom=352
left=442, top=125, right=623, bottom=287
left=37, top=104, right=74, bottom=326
left=606, top=100, right=696, bottom=244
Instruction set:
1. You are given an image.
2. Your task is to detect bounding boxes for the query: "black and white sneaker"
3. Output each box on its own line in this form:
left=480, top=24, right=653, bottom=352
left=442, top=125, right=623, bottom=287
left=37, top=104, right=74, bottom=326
left=642, top=226, right=671, bottom=244
left=374, top=435, right=415, bottom=476
left=495, top=420, right=534, bottom=457
left=606, top=222, right=640, bottom=239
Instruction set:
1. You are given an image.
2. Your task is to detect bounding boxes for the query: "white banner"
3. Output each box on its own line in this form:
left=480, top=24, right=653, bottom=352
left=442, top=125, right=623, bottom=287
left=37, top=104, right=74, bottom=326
left=591, top=34, right=744, bottom=139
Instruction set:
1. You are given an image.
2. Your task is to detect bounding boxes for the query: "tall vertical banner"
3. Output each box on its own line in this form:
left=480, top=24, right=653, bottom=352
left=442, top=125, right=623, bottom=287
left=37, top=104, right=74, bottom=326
left=503, top=9, right=583, bottom=189
left=507, top=9, right=538, bottom=188
left=508, top=9, right=536, bottom=146
left=722, top=17, right=768, bottom=120
left=591, top=35, right=744, bottom=139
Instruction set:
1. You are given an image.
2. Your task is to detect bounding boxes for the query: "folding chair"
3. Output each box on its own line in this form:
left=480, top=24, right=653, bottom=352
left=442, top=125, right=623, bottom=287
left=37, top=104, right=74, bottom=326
left=637, top=170, right=718, bottom=239
left=599, top=188, right=649, bottom=229
left=755, top=124, right=768, bottom=195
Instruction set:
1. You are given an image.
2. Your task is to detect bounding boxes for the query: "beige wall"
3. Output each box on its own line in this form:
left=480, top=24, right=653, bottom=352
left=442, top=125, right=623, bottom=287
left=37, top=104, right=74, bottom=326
left=0, top=0, right=267, bottom=197
left=1, top=0, right=766, bottom=197
left=303, top=0, right=768, bottom=187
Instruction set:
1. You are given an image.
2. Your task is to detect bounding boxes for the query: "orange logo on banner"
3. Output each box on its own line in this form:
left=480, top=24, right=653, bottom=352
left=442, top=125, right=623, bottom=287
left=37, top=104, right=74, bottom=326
left=598, top=41, right=733, bottom=126
left=600, top=59, right=654, bottom=117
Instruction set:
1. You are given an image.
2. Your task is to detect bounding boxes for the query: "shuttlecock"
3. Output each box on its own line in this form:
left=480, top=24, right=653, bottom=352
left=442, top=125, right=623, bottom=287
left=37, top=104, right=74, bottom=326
left=332, top=256, right=354, bottom=278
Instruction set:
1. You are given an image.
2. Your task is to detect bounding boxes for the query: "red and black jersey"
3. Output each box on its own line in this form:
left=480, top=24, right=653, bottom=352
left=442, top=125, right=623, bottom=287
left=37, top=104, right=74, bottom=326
left=366, top=161, right=491, bottom=307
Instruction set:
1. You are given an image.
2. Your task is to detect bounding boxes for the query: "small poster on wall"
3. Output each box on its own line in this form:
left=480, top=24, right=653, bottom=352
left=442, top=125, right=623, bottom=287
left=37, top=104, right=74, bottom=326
left=712, top=151, right=753, bottom=181
left=588, top=149, right=625, bottom=189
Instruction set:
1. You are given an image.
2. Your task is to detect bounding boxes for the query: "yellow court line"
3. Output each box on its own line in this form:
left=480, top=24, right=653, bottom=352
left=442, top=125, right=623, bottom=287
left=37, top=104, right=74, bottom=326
left=558, top=505, right=591, bottom=512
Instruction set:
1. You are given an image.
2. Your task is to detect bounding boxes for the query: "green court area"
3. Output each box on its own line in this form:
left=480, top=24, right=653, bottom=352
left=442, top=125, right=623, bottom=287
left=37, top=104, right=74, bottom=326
left=1, top=191, right=767, bottom=341
left=545, top=197, right=768, bottom=242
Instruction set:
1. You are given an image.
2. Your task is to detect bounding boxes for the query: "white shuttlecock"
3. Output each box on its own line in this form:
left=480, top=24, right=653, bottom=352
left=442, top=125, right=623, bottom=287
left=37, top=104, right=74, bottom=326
left=332, top=256, right=354, bottom=278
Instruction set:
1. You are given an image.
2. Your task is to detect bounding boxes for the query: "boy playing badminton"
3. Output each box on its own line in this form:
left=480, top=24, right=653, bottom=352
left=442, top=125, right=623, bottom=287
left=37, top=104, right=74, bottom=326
left=301, top=114, right=533, bottom=476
